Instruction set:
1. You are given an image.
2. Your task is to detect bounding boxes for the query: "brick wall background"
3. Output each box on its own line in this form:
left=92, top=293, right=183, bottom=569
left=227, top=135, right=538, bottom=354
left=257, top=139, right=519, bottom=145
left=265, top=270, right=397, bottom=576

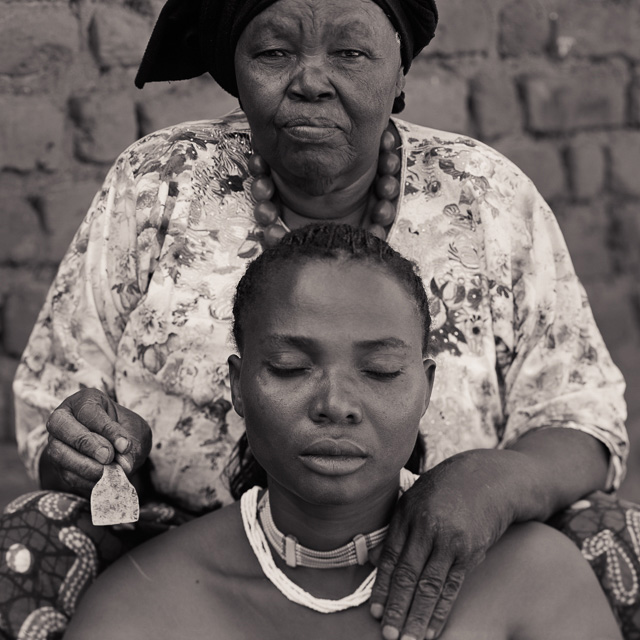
left=1, top=0, right=640, bottom=499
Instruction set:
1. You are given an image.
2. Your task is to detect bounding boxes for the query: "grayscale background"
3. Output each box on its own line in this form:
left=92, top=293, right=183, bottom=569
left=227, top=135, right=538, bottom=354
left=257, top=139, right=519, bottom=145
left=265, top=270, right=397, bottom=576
left=0, top=0, right=639, bottom=507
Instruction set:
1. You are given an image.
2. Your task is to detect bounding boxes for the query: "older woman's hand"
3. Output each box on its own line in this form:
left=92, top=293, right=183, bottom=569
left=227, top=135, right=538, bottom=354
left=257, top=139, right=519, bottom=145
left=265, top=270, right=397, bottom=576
left=370, top=449, right=518, bottom=640
left=42, top=389, right=152, bottom=496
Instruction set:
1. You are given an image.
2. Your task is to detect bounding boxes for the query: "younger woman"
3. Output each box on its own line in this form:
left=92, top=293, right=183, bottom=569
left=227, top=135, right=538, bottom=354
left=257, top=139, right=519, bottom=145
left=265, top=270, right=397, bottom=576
left=64, top=225, right=620, bottom=640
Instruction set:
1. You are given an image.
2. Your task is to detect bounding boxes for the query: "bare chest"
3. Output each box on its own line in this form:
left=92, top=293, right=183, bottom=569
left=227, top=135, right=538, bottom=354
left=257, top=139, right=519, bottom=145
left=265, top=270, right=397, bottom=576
left=139, top=573, right=383, bottom=640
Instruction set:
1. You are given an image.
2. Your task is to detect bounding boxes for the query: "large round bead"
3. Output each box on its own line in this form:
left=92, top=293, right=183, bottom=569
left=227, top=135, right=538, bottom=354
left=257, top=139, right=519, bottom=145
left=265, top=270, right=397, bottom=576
left=251, top=176, right=276, bottom=201
left=368, top=224, right=387, bottom=240
left=371, top=200, right=396, bottom=226
left=264, top=224, right=287, bottom=246
left=375, top=175, right=400, bottom=201
left=248, top=153, right=270, bottom=177
left=254, top=201, right=279, bottom=226
left=380, top=130, right=396, bottom=153
left=378, top=152, right=401, bottom=176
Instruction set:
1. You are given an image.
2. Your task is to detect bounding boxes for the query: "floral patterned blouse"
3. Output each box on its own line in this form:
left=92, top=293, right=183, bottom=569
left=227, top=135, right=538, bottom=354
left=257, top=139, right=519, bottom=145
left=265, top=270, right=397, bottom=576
left=13, top=109, right=628, bottom=513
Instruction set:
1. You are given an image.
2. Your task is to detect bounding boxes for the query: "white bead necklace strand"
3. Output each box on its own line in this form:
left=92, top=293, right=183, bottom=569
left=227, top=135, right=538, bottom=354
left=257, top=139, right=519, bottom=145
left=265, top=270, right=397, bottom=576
left=241, top=486, right=377, bottom=613
left=258, top=491, right=388, bottom=569
left=240, top=468, right=418, bottom=614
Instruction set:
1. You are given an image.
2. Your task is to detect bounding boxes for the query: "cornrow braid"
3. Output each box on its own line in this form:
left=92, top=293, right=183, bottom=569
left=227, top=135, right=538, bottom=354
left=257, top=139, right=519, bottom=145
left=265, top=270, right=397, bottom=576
left=232, top=223, right=431, bottom=352
left=226, top=223, right=431, bottom=500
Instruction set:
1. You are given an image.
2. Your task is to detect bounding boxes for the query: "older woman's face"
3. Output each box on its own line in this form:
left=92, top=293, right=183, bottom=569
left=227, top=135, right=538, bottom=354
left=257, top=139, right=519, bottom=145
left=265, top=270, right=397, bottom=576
left=234, top=0, right=404, bottom=193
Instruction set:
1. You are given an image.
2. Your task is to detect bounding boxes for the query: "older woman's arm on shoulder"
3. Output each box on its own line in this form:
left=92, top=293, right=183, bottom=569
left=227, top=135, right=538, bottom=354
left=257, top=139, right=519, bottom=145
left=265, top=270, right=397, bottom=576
left=13, top=136, right=169, bottom=494
left=500, top=173, right=627, bottom=509
left=371, top=164, right=627, bottom=640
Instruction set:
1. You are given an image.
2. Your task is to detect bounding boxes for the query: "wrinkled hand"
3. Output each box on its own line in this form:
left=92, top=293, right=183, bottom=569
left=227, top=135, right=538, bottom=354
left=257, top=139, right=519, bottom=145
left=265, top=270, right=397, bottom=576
left=370, top=450, right=518, bottom=640
left=43, top=388, right=152, bottom=496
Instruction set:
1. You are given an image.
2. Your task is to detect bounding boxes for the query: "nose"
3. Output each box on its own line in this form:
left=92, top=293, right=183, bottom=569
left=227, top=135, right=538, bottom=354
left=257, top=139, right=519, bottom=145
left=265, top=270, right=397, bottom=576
left=309, top=370, right=363, bottom=425
left=287, top=58, right=336, bottom=102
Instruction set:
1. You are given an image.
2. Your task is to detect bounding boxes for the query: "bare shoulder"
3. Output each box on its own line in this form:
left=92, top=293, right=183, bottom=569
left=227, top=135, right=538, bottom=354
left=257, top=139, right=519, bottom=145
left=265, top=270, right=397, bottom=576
left=64, top=502, right=250, bottom=640
left=451, top=522, right=621, bottom=640
left=514, top=522, right=621, bottom=639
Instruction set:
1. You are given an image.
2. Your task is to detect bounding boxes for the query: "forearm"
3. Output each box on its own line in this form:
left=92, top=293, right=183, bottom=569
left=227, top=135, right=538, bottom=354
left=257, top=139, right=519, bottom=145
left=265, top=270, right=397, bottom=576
left=506, top=427, right=609, bottom=523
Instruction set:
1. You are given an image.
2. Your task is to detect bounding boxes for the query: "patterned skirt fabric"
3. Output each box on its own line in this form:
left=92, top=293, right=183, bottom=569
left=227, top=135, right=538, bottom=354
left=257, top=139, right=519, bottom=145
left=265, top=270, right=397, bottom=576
left=1, top=490, right=640, bottom=639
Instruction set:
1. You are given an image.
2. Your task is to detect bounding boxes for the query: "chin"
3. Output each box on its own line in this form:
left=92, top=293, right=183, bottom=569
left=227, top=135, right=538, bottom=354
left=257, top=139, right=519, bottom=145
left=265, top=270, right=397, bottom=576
left=298, top=486, right=361, bottom=507
left=280, top=148, right=356, bottom=194
left=289, top=472, right=376, bottom=507
left=289, top=172, right=337, bottom=197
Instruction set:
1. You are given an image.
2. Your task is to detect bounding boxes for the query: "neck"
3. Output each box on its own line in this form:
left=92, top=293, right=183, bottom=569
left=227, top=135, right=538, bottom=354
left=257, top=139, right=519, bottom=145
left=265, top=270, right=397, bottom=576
left=266, top=478, right=399, bottom=552
left=272, top=162, right=377, bottom=230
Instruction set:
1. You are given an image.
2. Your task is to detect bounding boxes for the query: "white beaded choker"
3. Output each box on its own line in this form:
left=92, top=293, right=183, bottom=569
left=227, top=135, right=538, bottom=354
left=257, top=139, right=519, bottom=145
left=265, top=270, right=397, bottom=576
left=240, top=468, right=418, bottom=613
left=258, top=491, right=388, bottom=569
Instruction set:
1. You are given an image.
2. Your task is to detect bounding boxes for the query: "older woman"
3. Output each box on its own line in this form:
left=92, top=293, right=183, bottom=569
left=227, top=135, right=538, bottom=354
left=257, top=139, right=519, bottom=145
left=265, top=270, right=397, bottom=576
left=1, top=0, right=634, bottom=638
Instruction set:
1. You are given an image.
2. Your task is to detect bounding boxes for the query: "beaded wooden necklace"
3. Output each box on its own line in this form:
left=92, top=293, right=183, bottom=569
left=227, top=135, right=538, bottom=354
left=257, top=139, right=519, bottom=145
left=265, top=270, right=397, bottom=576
left=248, top=125, right=402, bottom=246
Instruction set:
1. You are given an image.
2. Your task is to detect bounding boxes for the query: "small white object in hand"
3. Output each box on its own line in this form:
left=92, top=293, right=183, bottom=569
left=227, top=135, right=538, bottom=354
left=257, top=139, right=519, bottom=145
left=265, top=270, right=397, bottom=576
left=91, top=463, right=140, bottom=526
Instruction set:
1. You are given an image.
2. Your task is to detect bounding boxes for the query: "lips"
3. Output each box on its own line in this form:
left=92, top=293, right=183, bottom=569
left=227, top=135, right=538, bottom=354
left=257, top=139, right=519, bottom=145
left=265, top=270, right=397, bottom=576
left=283, top=117, right=340, bottom=129
left=277, top=116, right=343, bottom=142
left=301, top=439, right=367, bottom=457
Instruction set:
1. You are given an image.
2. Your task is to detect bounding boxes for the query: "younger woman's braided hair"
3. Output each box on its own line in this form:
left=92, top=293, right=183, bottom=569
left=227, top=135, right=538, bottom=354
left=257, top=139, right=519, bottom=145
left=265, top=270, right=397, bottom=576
left=232, top=223, right=431, bottom=352
left=226, top=223, right=431, bottom=499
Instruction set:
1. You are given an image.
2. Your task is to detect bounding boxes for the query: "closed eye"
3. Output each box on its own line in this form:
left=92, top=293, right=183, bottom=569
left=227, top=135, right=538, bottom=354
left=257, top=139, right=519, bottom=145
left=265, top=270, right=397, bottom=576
left=363, top=370, right=402, bottom=380
left=267, top=365, right=309, bottom=377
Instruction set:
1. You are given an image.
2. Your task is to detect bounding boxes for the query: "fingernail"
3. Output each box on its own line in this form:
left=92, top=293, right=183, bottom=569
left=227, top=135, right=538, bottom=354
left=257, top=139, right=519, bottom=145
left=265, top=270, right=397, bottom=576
left=382, top=626, right=400, bottom=640
left=118, top=457, right=133, bottom=474
left=401, top=635, right=417, bottom=640
left=426, top=630, right=436, bottom=640
left=95, top=447, right=110, bottom=464
left=115, top=437, right=129, bottom=454
left=370, top=603, right=384, bottom=619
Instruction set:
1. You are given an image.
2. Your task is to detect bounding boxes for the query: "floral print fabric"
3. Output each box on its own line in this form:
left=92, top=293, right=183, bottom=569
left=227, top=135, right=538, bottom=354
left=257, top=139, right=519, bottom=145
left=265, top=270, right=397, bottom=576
left=13, top=109, right=628, bottom=513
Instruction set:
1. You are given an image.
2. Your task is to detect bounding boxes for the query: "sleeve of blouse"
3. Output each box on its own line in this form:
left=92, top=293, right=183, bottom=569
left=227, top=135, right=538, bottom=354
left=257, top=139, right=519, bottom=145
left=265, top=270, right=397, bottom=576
left=12, top=146, right=166, bottom=482
left=495, top=176, right=628, bottom=491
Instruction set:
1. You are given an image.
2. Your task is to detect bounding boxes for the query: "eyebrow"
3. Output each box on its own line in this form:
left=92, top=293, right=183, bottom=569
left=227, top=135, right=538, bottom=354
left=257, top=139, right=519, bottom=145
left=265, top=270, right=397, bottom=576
left=265, top=335, right=316, bottom=350
left=333, top=22, right=376, bottom=41
left=355, top=338, right=410, bottom=351
left=265, top=335, right=410, bottom=351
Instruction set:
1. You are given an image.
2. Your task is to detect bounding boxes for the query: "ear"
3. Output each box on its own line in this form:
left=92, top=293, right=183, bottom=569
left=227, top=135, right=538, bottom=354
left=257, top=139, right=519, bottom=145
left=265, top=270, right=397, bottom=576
left=228, top=354, right=244, bottom=418
left=421, top=358, right=436, bottom=417
left=395, top=67, right=406, bottom=97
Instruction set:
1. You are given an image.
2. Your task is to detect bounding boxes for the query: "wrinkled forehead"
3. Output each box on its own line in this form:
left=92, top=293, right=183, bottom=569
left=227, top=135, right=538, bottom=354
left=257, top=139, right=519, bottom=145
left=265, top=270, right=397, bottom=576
left=250, top=0, right=392, bottom=33
left=239, top=0, right=397, bottom=41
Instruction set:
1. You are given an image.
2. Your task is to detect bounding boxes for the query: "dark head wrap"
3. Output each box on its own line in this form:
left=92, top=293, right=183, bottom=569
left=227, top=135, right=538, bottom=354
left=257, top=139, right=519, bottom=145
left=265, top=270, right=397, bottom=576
left=135, top=0, right=437, bottom=112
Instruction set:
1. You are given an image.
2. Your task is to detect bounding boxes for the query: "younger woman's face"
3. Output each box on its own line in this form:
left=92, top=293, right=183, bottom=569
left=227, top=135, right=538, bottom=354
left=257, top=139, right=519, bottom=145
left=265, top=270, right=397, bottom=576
left=228, top=259, right=435, bottom=506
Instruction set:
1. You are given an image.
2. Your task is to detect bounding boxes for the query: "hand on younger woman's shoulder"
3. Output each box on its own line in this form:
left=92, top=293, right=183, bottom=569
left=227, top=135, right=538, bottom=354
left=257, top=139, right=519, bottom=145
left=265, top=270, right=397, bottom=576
left=441, top=522, right=622, bottom=640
